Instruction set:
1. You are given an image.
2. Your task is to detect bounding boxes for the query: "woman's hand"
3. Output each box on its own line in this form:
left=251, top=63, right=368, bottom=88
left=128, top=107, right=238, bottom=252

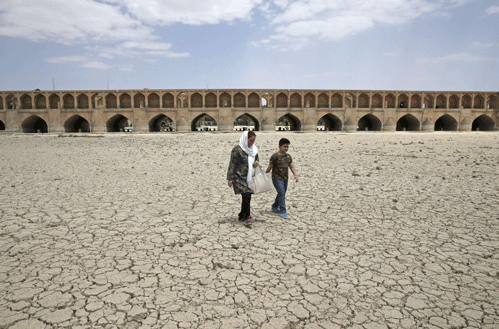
left=253, top=161, right=258, bottom=168
left=228, top=180, right=233, bottom=188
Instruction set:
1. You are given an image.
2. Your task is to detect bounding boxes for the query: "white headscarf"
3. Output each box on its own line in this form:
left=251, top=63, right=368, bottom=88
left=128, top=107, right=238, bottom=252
left=239, top=131, right=258, bottom=184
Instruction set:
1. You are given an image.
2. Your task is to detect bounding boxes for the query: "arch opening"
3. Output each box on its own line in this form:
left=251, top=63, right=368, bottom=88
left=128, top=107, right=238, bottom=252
left=163, top=93, right=174, bottom=108
left=434, top=114, right=458, bottom=131
left=35, top=94, right=46, bottom=109
left=234, top=93, right=246, bottom=107
left=134, top=93, right=145, bottom=108
left=472, top=115, right=495, bottom=131
left=317, top=114, right=342, bottom=131
left=22, top=115, right=48, bottom=133
left=205, top=93, right=217, bottom=107
left=276, top=114, right=301, bottom=131
left=192, top=114, right=217, bottom=132
left=149, top=114, right=175, bottom=132
left=77, top=94, right=89, bottom=109
left=65, top=115, right=90, bottom=133
left=234, top=114, right=259, bottom=131
left=248, top=93, right=260, bottom=107
left=120, top=94, right=131, bottom=108
left=107, top=114, right=130, bottom=132
left=21, top=94, right=32, bottom=109
left=396, top=114, right=420, bottom=131
left=358, top=114, right=382, bottom=131
left=0, top=120, right=5, bottom=130
left=191, top=93, right=202, bottom=108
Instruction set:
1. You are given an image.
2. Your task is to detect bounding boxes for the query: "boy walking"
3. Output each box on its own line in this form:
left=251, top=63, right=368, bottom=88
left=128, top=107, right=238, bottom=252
left=266, top=138, right=298, bottom=219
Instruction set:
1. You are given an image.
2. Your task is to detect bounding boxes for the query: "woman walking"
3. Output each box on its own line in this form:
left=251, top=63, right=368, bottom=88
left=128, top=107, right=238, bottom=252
left=227, top=131, right=259, bottom=226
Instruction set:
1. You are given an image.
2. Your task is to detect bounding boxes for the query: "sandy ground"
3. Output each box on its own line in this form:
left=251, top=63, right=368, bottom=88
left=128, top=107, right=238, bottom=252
left=0, top=131, right=498, bottom=329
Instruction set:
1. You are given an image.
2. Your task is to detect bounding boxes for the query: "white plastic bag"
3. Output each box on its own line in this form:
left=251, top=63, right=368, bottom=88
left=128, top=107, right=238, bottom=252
left=250, top=164, right=274, bottom=194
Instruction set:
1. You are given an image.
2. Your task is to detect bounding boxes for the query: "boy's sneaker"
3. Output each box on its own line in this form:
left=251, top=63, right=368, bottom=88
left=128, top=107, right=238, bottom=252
left=280, top=212, right=288, bottom=219
left=271, top=207, right=280, bottom=213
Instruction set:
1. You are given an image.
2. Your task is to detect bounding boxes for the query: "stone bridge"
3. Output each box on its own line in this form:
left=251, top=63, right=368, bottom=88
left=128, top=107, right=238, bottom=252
left=0, top=89, right=497, bottom=133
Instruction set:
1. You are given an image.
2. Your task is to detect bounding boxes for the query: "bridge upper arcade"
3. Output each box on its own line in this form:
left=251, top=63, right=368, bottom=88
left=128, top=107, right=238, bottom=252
left=0, top=89, right=497, bottom=133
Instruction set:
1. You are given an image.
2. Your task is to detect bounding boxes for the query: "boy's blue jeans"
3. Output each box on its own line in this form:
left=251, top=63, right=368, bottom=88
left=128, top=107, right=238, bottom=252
left=272, top=178, right=288, bottom=214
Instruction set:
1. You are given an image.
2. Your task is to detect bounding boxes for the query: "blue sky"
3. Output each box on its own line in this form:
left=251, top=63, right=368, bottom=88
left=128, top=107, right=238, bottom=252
left=0, top=0, right=498, bottom=92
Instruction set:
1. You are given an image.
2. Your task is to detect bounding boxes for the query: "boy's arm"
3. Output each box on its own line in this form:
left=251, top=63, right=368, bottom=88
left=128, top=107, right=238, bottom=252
left=290, top=163, right=298, bottom=182
left=266, top=163, right=272, bottom=173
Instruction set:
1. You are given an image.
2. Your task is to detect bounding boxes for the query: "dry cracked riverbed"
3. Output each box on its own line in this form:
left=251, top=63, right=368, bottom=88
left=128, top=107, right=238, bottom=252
left=0, top=132, right=498, bottom=329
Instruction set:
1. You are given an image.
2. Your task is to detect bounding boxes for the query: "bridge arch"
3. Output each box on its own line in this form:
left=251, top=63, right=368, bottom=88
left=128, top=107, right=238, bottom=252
left=120, top=93, right=131, bottom=108
left=191, top=93, right=202, bottom=108
left=63, top=94, right=75, bottom=109
left=133, top=93, right=145, bottom=108
left=411, top=95, right=421, bottom=108
left=220, top=93, right=231, bottom=107
left=22, top=115, right=48, bottom=133
left=472, top=115, right=495, bottom=131
left=358, top=114, right=382, bottom=131
left=358, top=93, right=369, bottom=108
left=372, top=94, right=382, bottom=108
left=331, top=93, right=342, bottom=108
left=473, top=95, right=484, bottom=109
left=276, top=93, right=288, bottom=108
left=149, top=114, right=174, bottom=132
left=396, top=114, right=420, bottom=131
left=205, top=92, right=216, bottom=107
left=20, top=94, right=32, bottom=109
left=65, top=115, right=90, bottom=132
left=234, top=93, right=246, bottom=107
left=234, top=113, right=259, bottom=131
left=107, top=114, right=129, bottom=132
left=461, top=94, right=472, bottom=109
left=49, top=94, right=60, bottom=109
left=0, top=120, right=4, bottom=130
left=435, top=114, right=458, bottom=131
left=77, top=94, right=89, bottom=109
left=449, top=95, right=459, bottom=109
left=106, top=94, right=117, bottom=109
left=290, top=93, right=301, bottom=107
left=398, top=94, right=408, bottom=108
left=385, top=94, right=395, bottom=108
left=436, top=94, right=446, bottom=108
left=34, top=94, right=46, bottom=109
left=163, top=93, right=174, bottom=108
left=192, top=113, right=217, bottom=131
left=304, top=93, right=315, bottom=108
left=248, top=93, right=260, bottom=107
left=318, top=114, right=342, bottom=131
left=318, top=93, right=328, bottom=108
left=148, top=93, right=160, bottom=108
left=276, top=113, right=301, bottom=131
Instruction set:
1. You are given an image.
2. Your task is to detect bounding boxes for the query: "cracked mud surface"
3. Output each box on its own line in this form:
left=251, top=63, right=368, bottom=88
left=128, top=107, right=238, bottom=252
left=0, top=132, right=498, bottom=329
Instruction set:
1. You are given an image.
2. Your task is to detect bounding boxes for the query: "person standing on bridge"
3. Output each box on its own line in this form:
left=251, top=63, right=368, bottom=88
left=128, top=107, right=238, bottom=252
left=227, top=131, right=259, bottom=226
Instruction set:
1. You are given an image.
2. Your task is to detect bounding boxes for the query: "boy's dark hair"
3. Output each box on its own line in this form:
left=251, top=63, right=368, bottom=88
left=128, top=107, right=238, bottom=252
left=248, top=131, right=256, bottom=138
left=279, top=138, right=290, bottom=146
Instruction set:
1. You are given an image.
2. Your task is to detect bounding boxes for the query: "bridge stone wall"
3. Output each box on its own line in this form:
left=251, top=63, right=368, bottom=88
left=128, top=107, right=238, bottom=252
left=0, top=89, right=497, bottom=133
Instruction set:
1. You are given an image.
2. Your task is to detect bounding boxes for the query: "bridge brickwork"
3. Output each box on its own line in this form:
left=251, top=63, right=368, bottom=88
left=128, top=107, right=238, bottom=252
left=0, top=89, right=497, bottom=133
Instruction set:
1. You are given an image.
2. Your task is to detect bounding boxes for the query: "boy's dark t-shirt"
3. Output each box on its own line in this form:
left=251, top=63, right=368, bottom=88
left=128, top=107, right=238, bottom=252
left=270, top=153, right=293, bottom=180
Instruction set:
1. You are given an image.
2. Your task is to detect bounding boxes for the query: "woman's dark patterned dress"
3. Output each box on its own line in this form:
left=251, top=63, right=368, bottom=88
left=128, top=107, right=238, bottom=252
left=227, top=145, right=259, bottom=195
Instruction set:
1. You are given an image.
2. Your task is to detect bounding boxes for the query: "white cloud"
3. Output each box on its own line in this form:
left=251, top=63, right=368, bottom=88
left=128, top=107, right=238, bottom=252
left=253, top=0, right=473, bottom=50
left=472, top=41, right=495, bottom=49
left=383, top=52, right=400, bottom=57
left=117, top=0, right=263, bottom=25
left=418, top=53, right=493, bottom=64
left=485, top=5, right=499, bottom=15
left=81, top=61, right=113, bottom=69
left=44, top=56, right=86, bottom=63
left=0, top=0, right=153, bottom=44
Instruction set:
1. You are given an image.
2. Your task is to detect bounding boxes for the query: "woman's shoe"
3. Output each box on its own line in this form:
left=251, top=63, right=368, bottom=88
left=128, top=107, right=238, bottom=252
left=245, top=218, right=252, bottom=226
left=280, top=212, right=287, bottom=219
